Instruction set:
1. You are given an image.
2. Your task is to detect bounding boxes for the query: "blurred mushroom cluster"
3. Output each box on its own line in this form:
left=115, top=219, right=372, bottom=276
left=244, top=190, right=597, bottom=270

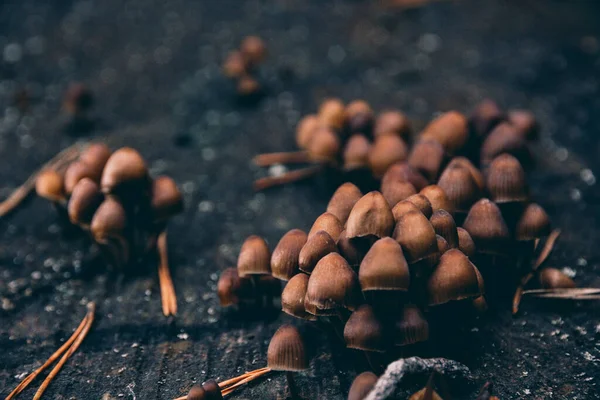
left=222, top=36, right=267, bottom=97
left=253, top=98, right=537, bottom=191
left=35, top=143, right=183, bottom=316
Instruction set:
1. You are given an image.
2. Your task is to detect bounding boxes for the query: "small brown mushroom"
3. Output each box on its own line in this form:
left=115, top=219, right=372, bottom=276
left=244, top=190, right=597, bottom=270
left=298, top=230, right=337, bottom=274
left=271, top=229, right=308, bottom=281
left=326, top=182, right=363, bottom=225
left=346, top=191, right=395, bottom=241
left=305, top=253, right=361, bottom=316
left=281, top=273, right=316, bottom=321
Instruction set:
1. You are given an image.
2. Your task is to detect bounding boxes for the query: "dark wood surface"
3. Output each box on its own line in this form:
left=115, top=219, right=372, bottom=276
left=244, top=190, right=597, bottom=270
left=1, top=0, right=600, bottom=399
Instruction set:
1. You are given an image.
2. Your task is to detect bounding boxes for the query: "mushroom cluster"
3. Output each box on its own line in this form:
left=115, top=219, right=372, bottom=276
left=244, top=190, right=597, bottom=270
left=222, top=36, right=267, bottom=97
left=253, top=98, right=538, bottom=191
left=224, top=99, right=573, bottom=358
left=35, top=143, right=183, bottom=315
left=217, top=235, right=281, bottom=310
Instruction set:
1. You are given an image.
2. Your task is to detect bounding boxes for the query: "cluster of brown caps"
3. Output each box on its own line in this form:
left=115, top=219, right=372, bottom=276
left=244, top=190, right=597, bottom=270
left=224, top=99, right=575, bottom=353
left=217, top=235, right=281, bottom=310
left=222, top=36, right=267, bottom=96
left=253, top=98, right=538, bottom=190
left=35, top=143, right=184, bottom=315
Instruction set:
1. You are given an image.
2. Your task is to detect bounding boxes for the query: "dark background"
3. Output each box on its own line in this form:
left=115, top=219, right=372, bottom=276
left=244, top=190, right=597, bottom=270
left=1, top=0, right=600, bottom=398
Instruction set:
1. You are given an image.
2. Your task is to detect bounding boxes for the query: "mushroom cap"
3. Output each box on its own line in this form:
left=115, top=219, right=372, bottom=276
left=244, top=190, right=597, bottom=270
left=457, top=227, right=476, bottom=257
left=486, top=154, right=529, bottom=204
left=346, top=100, right=374, bottom=133
left=374, top=110, right=411, bottom=140
left=381, top=162, right=429, bottom=191
left=326, top=182, right=363, bottom=225
left=64, top=161, right=96, bottom=195
left=186, top=385, right=206, bottom=400
left=462, top=198, right=510, bottom=255
left=448, top=156, right=485, bottom=192
left=267, top=325, right=308, bottom=371
left=538, top=268, right=576, bottom=289
left=395, top=304, right=429, bottom=346
left=298, top=230, right=337, bottom=274
left=426, top=249, right=481, bottom=306
left=305, top=253, right=361, bottom=315
left=68, top=178, right=103, bottom=226
left=337, top=229, right=362, bottom=267
left=240, top=35, right=267, bottom=65
left=90, top=197, right=127, bottom=240
left=381, top=181, right=417, bottom=209
left=217, top=267, right=253, bottom=307
left=308, top=212, right=343, bottom=242
left=481, top=122, right=529, bottom=165
left=318, top=98, right=346, bottom=130
left=36, top=169, right=65, bottom=202
left=306, top=126, right=340, bottom=163
left=343, top=134, right=371, bottom=171
left=343, top=305, right=387, bottom=352
left=346, top=191, right=395, bottom=240
left=436, top=235, right=450, bottom=255
left=348, top=372, right=379, bottom=400
left=508, top=109, right=539, bottom=141
left=393, top=210, right=438, bottom=264
left=469, top=98, right=505, bottom=138
left=430, top=210, right=459, bottom=249
left=515, top=203, right=551, bottom=241
left=78, top=143, right=111, bottom=180
left=151, top=176, right=184, bottom=221
left=201, top=380, right=223, bottom=400
left=408, top=139, right=446, bottom=181
left=368, top=135, right=409, bottom=178
left=419, top=185, right=454, bottom=215
left=237, top=235, right=271, bottom=277
left=421, top=111, right=469, bottom=154
left=223, top=50, right=247, bottom=79
left=359, top=237, right=410, bottom=292
left=403, top=194, right=433, bottom=218
left=392, top=200, right=421, bottom=222
left=100, top=147, right=149, bottom=195
left=281, top=273, right=316, bottom=320
left=295, top=114, right=321, bottom=149
left=437, top=164, right=481, bottom=213
left=271, top=229, right=308, bottom=281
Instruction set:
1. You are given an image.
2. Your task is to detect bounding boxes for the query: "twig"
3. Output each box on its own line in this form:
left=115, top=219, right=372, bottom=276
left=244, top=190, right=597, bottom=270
left=221, top=368, right=272, bottom=396
left=364, top=357, right=471, bottom=400
left=253, top=151, right=309, bottom=167
left=33, top=303, right=96, bottom=399
left=157, top=231, right=177, bottom=316
left=533, top=229, right=561, bottom=269
left=512, top=229, right=561, bottom=314
left=522, top=288, right=600, bottom=299
left=0, top=143, right=84, bottom=218
left=253, top=164, right=324, bottom=191
left=6, top=302, right=95, bottom=400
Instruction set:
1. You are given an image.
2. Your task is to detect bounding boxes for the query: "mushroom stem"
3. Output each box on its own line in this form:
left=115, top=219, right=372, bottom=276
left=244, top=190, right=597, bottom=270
left=6, top=302, right=95, bottom=400
left=512, top=229, right=561, bottom=314
left=0, top=142, right=83, bottom=218
left=253, top=151, right=310, bottom=167
left=286, top=371, right=299, bottom=399
left=157, top=231, right=178, bottom=317
left=253, top=164, right=324, bottom=191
